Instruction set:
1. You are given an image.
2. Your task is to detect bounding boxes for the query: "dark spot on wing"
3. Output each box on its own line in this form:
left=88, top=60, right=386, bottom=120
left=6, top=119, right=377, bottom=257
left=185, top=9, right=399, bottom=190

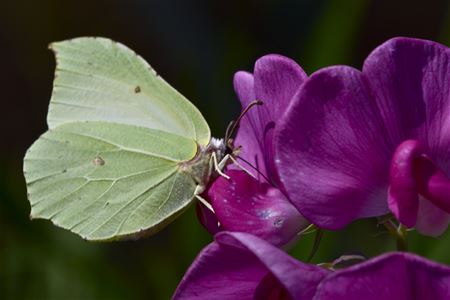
left=134, top=86, right=141, bottom=93
left=93, top=156, right=105, bottom=166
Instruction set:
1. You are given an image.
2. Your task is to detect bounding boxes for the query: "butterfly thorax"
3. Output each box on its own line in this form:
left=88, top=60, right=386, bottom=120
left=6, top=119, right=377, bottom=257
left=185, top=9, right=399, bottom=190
left=179, top=138, right=227, bottom=194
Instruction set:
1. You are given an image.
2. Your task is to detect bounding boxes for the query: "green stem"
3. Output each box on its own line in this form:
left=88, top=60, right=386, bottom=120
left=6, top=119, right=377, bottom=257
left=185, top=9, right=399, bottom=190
left=382, top=219, right=408, bottom=251
left=307, top=229, right=324, bottom=262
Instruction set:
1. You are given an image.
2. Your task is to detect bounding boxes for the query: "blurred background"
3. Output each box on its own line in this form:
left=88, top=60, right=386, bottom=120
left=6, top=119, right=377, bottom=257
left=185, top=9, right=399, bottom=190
left=1, top=0, right=450, bottom=299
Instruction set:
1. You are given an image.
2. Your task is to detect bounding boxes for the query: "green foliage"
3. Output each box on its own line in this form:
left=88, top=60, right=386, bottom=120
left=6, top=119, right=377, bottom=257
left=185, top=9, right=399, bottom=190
left=301, top=0, right=370, bottom=72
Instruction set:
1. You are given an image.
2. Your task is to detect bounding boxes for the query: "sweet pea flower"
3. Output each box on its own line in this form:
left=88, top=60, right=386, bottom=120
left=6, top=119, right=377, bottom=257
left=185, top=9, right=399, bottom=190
left=275, top=37, right=450, bottom=236
left=198, top=55, right=308, bottom=246
left=173, top=232, right=450, bottom=300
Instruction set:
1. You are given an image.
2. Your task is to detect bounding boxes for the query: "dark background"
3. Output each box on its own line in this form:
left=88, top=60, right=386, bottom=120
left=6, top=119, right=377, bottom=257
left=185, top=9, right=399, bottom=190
left=1, top=0, right=450, bottom=299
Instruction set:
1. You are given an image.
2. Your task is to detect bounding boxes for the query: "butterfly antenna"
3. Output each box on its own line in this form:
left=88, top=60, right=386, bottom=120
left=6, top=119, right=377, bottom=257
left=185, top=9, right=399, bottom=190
left=236, top=156, right=272, bottom=185
left=225, top=100, right=263, bottom=144
left=224, top=120, right=236, bottom=146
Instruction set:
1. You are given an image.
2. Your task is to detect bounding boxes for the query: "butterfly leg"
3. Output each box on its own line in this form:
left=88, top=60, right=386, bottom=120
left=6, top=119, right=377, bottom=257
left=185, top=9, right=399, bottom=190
left=217, top=153, right=231, bottom=170
left=227, top=155, right=257, bottom=179
left=195, top=194, right=215, bottom=214
left=196, top=194, right=221, bottom=229
left=217, top=154, right=257, bottom=180
left=212, top=152, right=230, bottom=180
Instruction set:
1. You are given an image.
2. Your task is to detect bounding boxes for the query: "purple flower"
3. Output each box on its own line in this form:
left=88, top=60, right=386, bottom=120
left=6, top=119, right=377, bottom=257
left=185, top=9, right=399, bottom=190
left=173, top=232, right=450, bottom=300
left=275, top=37, right=450, bottom=236
left=173, top=232, right=327, bottom=300
left=198, top=55, right=309, bottom=246
left=231, top=54, right=307, bottom=184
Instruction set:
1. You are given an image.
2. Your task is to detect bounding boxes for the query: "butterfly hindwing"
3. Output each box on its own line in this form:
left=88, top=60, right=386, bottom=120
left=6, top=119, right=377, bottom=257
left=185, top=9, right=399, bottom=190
left=24, top=121, right=198, bottom=240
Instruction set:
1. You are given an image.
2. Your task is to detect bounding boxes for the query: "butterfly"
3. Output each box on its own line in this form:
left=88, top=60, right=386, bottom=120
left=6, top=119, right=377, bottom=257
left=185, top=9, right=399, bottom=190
left=23, top=37, right=254, bottom=241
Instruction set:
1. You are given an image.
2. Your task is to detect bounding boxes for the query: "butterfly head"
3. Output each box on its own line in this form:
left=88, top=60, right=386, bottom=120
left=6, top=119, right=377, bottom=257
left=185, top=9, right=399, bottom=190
left=208, top=137, right=227, bottom=159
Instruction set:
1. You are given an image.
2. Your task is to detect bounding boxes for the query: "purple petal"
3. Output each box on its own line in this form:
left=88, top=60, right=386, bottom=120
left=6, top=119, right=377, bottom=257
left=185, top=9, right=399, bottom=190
left=388, top=139, right=450, bottom=234
left=363, top=37, right=450, bottom=159
left=253, top=54, right=308, bottom=118
left=363, top=37, right=450, bottom=235
left=414, top=153, right=450, bottom=213
left=416, top=197, right=450, bottom=236
left=388, top=140, right=422, bottom=227
left=172, top=238, right=267, bottom=300
left=275, top=66, right=392, bottom=229
left=173, top=232, right=329, bottom=300
left=315, top=252, right=450, bottom=300
left=253, top=273, right=292, bottom=300
left=195, top=202, right=221, bottom=235
left=275, top=38, right=450, bottom=232
left=207, top=170, right=308, bottom=247
left=232, top=71, right=268, bottom=178
left=216, top=233, right=330, bottom=299
left=233, top=55, right=307, bottom=182
left=233, top=70, right=255, bottom=107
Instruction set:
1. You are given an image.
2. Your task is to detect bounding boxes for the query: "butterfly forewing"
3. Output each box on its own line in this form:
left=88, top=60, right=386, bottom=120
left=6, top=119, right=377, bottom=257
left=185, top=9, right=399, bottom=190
left=48, top=37, right=210, bottom=146
left=24, top=121, right=198, bottom=240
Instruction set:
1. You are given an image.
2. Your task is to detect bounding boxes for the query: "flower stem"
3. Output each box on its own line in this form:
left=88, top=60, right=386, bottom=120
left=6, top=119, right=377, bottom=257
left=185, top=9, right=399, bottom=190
left=382, top=219, right=408, bottom=251
left=307, top=229, right=323, bottom=262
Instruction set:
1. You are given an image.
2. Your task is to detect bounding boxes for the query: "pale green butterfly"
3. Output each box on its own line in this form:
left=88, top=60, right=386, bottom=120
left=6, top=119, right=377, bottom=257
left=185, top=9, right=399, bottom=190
left=23, top=37, right=254, bottom=241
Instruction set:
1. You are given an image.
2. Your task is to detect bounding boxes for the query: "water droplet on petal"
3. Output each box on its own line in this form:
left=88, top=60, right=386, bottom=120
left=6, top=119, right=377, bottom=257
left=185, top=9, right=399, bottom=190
left=274, top=219, right=284, bottom=228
